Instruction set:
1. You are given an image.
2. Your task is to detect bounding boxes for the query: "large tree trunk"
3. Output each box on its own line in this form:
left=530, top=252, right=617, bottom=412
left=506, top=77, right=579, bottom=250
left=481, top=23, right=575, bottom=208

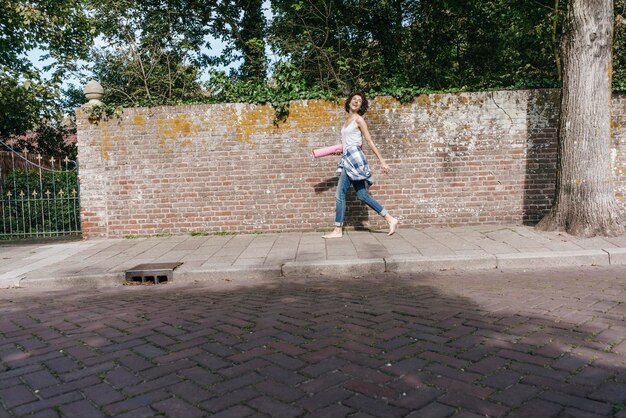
left=536, top=0, right=624, bottom=237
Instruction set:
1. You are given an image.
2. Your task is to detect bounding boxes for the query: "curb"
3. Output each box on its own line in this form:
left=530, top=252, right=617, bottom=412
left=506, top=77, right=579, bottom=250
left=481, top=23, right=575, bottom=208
left=176, top=267, right=283, bottom=283
left=282, top=259, right=386, bottom=278
left=385, top=254, right=496, bottom=273
left=18, top=273, right=125, bottom=289
left=605, top=248, right=626, bottom=264
left=16, top=267, right=285, bottom=289
left=495, top=250, right=610, bottom=269
left=8, top=249, right=625, bottom=289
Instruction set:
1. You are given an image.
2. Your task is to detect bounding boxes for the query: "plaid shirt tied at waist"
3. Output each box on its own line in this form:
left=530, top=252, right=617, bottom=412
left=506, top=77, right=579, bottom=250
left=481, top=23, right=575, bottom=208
left=336, top=145, right=374, bottom=184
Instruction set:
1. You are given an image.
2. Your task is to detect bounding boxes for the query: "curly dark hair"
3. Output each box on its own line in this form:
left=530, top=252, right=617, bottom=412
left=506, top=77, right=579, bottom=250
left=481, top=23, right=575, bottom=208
left=344, top=92, right=368, bottom=115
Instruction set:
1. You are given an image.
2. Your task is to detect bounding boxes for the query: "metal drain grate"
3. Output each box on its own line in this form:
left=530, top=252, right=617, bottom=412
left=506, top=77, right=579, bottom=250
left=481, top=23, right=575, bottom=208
left=125, top=262, right=183, bottom=284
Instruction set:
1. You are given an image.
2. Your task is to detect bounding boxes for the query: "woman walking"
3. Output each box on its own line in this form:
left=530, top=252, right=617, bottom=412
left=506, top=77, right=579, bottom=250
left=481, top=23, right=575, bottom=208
left=323, top=92, right=398, bottom=239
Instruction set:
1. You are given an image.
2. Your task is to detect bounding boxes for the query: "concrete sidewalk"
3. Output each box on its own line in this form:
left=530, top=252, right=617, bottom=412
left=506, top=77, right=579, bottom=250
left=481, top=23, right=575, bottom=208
left=1, top=225, right=625, bottom=289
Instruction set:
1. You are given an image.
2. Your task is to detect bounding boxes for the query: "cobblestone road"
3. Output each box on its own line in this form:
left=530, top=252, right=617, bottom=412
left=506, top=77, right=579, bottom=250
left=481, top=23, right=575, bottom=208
left=1, top=266, right=625, bottom=417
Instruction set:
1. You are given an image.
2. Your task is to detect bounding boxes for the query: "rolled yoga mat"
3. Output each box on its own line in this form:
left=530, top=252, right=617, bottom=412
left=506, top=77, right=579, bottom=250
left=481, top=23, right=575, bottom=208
left=312, top=143, right=343, bottom=158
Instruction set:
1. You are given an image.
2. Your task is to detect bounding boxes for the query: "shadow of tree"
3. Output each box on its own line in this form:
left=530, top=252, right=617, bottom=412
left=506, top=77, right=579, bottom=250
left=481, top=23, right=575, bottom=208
left=0, top=267, right=624, bottom=417
left=313, top=177, right=338, bottom=194
left=523, top=90, right=559, bottom=226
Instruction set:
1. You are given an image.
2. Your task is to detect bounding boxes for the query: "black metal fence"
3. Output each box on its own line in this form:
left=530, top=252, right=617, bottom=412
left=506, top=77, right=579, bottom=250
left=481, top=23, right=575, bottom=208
left=0, top=140, right=81, bottom=240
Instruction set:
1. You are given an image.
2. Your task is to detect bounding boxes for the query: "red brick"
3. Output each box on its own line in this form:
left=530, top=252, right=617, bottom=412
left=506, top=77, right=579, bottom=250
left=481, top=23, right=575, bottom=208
left=103, top=390, right=170, bottom=415
left=439, top=391, right=508, bottom=417
left=152, top=398, right=204, bottom=418
left=82, top=383, right=125, bottom=406
left=0, top=385, right=38, bottom=409
left=58, top=400, right=105, bottom=418
left=343, top=379, right=397, bottom=399
left=506, top=399, right=562, bottom=418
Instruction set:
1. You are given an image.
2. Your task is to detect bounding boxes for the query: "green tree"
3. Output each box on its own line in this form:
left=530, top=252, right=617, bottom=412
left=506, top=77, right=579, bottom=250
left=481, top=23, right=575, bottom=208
left=1, top=0, right=92, bottom=79
left=267, top=0, right=568, bottom=92
left=236, top=0, right=268, bottom=81
left=400, top=0, right=563, bottom=90
left=269, top=0, right=347, bottom=90
left=87, top=46, right=203, bottom=106
left=83, top=0, right=269, bottom=105
left=0, top=0, right=93, bottom=140
left=0, top=76, right=56, bottom=139
left=334, top=0, right=410, bottom=91
left=85, top=0, right=209, bottom=105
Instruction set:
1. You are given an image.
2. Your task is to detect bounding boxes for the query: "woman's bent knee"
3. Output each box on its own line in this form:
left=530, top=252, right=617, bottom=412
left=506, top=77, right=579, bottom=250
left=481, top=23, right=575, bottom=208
left=355, top=190, right=370, bottom=202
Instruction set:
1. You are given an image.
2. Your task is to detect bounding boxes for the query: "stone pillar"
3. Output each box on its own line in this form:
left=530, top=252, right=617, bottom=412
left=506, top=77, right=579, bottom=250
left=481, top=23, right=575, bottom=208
left=76, top=80, right=109, bottom=238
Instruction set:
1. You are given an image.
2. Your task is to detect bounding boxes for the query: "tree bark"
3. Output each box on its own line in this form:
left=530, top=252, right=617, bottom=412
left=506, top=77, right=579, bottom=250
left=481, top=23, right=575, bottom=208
left=537, top=0, right=624, bottom=237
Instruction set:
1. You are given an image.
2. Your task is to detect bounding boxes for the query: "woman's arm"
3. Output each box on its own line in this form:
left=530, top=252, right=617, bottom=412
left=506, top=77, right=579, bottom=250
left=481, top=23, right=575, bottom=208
left=356, top=116, right=390, bottom=173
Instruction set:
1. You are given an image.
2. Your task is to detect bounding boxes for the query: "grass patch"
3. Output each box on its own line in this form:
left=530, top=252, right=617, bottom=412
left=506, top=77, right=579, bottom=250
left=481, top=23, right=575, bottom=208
left=190, top=231, right=210, bottom=236
left=213, top=231, right=234, bottom=236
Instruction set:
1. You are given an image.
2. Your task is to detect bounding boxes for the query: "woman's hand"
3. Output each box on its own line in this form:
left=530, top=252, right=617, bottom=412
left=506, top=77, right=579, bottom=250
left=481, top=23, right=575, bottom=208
left=381, top=162, right=391, bottom=174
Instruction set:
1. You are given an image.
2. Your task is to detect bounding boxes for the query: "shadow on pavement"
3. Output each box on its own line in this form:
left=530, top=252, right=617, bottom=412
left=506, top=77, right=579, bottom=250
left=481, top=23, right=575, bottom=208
left=0, top=266, right=625, bottom=417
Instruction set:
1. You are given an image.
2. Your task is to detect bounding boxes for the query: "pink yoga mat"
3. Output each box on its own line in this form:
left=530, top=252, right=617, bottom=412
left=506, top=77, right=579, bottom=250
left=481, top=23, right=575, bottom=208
left=312, top=143, right=343, bottom=158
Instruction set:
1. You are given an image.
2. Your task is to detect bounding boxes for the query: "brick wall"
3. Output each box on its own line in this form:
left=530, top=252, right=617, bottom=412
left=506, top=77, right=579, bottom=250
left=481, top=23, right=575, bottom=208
left=76, top=89, right=626, bottom=238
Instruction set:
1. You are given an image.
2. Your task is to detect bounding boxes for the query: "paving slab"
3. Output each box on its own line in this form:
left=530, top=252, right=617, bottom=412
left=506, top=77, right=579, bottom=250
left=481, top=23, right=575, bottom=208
left=0, top=241, right=99, bottom=287
left=1, top=225, right=625, bottom=288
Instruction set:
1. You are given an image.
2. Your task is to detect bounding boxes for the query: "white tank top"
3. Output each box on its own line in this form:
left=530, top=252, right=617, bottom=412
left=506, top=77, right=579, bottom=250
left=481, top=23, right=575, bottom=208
left=341, top=119, right=362, bottom=150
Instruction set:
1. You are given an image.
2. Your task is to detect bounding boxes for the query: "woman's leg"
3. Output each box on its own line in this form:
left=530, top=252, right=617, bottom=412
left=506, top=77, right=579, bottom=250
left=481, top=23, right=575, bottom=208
left=353, top=180, right=399, bottom=235
left=323, top=169, right=351, bottom=238
left=334, top=169, right=351, bottom=226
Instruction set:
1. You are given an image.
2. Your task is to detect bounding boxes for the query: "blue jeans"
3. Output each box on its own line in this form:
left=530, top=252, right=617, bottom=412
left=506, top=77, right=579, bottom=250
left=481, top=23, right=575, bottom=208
left=334, top=169, right=388, bottom=226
